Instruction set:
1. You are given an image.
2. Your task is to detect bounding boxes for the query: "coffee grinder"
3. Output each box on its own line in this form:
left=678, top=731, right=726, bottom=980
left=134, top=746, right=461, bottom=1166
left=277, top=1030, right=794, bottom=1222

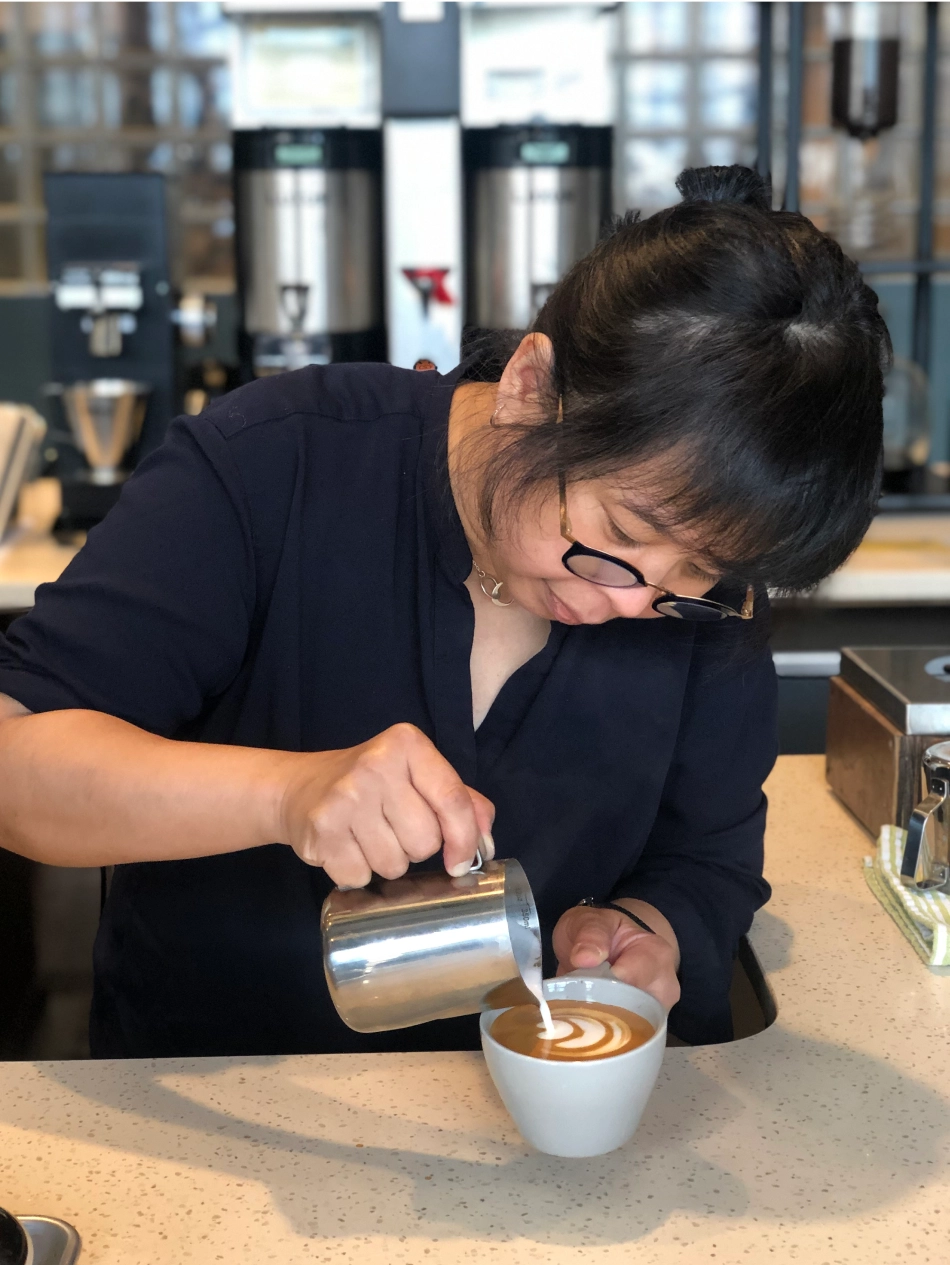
left=44, top=172, right=199, bottom=529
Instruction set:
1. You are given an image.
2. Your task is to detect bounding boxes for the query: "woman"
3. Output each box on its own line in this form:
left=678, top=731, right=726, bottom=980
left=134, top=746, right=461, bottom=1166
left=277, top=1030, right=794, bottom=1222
left=0, top=166, right=888, bottom=1056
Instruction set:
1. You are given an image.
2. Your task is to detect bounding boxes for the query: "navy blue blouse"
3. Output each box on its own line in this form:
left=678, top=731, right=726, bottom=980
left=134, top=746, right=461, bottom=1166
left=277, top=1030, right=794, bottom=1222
left=0, top=364, right=776, bottom=1055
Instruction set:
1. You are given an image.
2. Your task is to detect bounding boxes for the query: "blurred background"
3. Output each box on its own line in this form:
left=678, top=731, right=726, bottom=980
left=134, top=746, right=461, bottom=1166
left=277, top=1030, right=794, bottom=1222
left=0, top=2, right=947, bottom=471
left=2, top=1, right=950, bottom=1061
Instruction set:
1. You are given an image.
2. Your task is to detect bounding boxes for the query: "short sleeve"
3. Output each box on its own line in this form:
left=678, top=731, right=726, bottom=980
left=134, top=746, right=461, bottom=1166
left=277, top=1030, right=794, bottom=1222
left=611, top=640, right=777, bottom=1045
left=0, top=415, right=255, bottom=737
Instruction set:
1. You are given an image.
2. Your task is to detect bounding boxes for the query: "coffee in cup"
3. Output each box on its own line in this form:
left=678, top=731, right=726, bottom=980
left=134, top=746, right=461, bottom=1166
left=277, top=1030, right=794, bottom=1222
left=490, top=999, right=655, bottom=1061
left=480, top=969, right=667, bottom=1156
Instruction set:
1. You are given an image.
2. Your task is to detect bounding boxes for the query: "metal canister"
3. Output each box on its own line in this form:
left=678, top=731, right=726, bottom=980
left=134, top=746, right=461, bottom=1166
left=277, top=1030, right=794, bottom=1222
left=233, top=128, right=385, bottom=375
left=463, top=124, right=613, bottom=330
left=902, top=740, right=950, bottom=891
left=321, top=857, right=543, bottom=1032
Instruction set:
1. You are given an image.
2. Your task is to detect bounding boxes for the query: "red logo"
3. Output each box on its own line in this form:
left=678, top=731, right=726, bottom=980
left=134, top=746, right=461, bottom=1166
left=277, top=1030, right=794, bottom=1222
left=402, top=267, right=454, bottom=319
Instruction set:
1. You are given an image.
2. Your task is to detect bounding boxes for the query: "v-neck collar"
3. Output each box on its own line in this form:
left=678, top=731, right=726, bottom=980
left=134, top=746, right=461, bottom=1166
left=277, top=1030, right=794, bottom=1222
left=415, top=369, right=570, bottom=785
left=474, top=621, right=569, bottom=776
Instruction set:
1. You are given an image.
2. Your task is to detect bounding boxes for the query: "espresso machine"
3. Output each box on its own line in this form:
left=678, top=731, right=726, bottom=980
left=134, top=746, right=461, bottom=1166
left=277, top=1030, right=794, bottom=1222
left=45, top=173, right=176, bottom=528
left=463, top=124, right=612, bottom=331
left=234, top=128, right=385, bottom=376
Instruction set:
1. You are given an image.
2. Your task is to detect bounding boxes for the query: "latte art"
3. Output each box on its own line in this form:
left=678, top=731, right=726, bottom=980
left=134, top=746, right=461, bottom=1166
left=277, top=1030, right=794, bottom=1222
left=490, top=999, right=655, bottom=1062
left=543, top=1013, right=630, bottom=1054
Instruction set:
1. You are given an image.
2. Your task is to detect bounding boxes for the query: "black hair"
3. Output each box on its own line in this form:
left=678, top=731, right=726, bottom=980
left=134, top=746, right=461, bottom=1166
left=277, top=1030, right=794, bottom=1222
left=460, top=164, right=891, bottom=594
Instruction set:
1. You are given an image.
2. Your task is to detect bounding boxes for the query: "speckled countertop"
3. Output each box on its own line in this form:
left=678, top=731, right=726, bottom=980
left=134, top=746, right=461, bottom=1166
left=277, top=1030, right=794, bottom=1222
left=3, top=755, right=950, bottom=1264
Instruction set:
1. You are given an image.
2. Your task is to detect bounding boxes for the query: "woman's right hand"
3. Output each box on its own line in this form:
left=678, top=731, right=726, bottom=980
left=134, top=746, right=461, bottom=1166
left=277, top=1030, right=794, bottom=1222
left=278, top=723, right=495, bottom=889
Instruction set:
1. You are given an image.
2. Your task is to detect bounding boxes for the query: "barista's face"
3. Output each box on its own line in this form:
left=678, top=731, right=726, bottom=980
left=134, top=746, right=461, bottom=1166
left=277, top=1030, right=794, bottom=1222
left=485, top=334, right=721, bottom=626
left=486, top=478, right=721, bottom=625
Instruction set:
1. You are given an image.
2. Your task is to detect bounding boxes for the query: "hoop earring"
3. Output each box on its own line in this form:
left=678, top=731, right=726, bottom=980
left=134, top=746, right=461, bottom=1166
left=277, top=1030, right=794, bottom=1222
left=473, top=563, right=514, bottom=607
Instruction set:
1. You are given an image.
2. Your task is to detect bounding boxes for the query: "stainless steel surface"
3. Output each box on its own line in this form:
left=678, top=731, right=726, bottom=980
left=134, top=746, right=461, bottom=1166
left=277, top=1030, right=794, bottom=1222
left=87, top=314, right=122, bottom=359
left=772, top=650, right=842, bottom=678
left=58, top=379, right=150, bottom=485
left=54, top=265, right=143, bottom=314
left=925, top=653, right=950, bottom=678
left=840, top=646, right=950, bottom=734
left=54, top=263, right=144, bottom=360
left=18, top=1220, right=79, bottom=1265
left=901, top=740, right=950, bottom=891
left=467, top=165, right=607, bottom=328
left=236, top=167, right=381, bottom=344
left=322, top=858, right=542, bottom=1033
left=17, top=1220, right=79, bottom=1265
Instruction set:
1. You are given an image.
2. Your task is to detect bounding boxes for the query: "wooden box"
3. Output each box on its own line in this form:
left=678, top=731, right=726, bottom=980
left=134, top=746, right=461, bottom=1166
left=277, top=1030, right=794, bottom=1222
left=825, top=675, right=944, bottom=838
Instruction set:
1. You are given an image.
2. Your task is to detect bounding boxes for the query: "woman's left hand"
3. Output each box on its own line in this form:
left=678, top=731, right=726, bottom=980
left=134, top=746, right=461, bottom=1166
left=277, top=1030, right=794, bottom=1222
left=552, top=902, right=681, bottom=1011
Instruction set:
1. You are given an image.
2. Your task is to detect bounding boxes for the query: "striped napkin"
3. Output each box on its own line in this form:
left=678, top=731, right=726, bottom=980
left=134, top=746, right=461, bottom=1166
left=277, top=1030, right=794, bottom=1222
left=864, top=825, right=950, bottom=967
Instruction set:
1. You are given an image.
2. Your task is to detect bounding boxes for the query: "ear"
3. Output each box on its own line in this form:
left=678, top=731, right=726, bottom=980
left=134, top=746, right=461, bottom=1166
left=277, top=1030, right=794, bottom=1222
left=494, top=333, right=555, bottom=421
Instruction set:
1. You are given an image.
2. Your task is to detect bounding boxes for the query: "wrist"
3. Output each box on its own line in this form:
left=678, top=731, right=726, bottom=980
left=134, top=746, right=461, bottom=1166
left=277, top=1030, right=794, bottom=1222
left=255, top=747, right=314, bottom=845
left=577, top=897, right=656, bottom=936
left=612, top=898, right=681, bottom=971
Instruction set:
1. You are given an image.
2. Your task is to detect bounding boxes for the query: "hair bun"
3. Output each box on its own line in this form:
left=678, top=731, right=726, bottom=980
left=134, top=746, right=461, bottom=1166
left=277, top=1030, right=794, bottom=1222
left=675, top=165, right=771, bottom=212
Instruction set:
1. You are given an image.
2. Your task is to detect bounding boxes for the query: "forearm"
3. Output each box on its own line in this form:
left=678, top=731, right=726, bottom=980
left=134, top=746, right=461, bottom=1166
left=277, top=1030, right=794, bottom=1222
left=612, top=898, right=681, bottom=970
left=0, top=706, right=295, bottom=866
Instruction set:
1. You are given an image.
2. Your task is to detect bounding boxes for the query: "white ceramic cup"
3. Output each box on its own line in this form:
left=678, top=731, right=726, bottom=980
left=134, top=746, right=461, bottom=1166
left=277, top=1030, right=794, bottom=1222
left=479, top=969, right=667, bottom=1157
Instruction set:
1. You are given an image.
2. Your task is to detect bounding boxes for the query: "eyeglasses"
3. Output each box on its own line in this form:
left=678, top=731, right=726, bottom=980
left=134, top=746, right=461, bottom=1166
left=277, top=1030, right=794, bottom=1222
left=558, top=473, right=753, bottom=621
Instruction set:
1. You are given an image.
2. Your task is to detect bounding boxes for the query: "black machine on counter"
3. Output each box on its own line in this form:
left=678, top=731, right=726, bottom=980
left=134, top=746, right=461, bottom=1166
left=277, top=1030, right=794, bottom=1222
left=44, top=173, right=216, bottom=529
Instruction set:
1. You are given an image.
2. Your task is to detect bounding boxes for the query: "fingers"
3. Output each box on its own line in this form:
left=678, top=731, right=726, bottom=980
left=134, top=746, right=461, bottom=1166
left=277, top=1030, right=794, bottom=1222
left=402, top=728, right=485, bottom=876
left=467, top=787, right=496, bottom=860
left=347, top=808, right=411, bottom=881
left=379, top=785, right=444, bottom=865
left=564, top=910, right=614, bottom=970
left=283, top=724, right=497, bottom=885
left=551, top=905, right=680, bottom=1009
left=317, top=833, right=373, bottom=889
left=310, top=777, right=440, bottom=885
left=609, top=937, right=681, bottom=1010
left=375, top=730, right=496, bottom=871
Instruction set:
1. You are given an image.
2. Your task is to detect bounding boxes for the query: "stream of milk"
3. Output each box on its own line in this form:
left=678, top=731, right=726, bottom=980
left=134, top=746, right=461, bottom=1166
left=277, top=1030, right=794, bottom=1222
left=538, top=995, right=556, bottom=1036
left=508, top=915, right=557, bottom=1036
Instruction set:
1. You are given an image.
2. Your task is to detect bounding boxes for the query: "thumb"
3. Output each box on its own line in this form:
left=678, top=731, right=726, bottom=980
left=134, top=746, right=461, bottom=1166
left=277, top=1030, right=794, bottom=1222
left=466, top=787, right=496, bottom=860
left=569, top=913, right=613, bottom=969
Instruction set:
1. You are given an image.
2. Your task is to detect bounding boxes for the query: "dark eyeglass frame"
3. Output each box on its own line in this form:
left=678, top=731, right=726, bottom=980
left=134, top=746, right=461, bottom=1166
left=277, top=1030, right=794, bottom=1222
left=556, top=457, right=754, bottom=623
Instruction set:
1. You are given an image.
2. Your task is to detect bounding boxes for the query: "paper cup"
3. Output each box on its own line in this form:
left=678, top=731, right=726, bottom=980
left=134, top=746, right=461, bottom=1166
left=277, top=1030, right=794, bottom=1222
left=480, top=970, right=667, bottom=1157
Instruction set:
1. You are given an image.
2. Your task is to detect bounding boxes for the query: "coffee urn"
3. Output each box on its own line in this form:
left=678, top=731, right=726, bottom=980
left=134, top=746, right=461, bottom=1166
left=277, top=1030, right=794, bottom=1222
left=234, top=128, right=385, bottom=376
left=463, top=124, right=612, bottom=331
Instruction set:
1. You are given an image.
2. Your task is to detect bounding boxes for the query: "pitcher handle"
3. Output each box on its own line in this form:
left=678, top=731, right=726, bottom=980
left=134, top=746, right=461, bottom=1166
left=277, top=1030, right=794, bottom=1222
left=902, top=791, right=950, bottom=891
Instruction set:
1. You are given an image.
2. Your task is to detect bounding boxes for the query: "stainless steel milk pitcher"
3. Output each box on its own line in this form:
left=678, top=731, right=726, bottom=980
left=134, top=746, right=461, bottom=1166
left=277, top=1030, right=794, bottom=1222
left=902, top=740, right=950, bottom=891
left=321, top=856, right=543, bottom=1032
